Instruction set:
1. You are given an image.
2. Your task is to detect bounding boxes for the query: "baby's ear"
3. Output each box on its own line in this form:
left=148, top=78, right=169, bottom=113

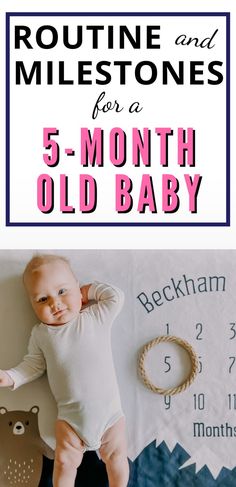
left=77, top=282, right=83, bottom=303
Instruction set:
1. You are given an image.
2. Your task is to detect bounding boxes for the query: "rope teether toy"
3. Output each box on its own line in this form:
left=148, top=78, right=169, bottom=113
left=138, top=335, right=198, bottom=396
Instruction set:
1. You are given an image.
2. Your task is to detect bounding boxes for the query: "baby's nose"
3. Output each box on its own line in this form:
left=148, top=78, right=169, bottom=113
left=49, top=297, right=61, bottom=309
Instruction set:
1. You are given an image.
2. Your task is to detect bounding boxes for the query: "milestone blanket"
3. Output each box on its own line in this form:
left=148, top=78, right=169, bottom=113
left=0, top=249, right=236, bottom=486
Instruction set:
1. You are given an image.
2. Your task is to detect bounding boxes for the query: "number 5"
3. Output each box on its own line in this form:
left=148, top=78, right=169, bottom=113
left=164, top=356, right=171, bottom=373
left=43, top=128, right=60, bottom=166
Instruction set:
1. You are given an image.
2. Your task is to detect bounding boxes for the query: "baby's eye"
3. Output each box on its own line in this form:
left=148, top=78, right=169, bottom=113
left=38, top=296, right=47, bottom=303
left=58, top=288, right=67, bottom=295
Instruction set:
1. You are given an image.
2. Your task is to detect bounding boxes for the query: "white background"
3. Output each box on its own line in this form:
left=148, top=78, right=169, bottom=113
left=0, top=0, right=235, bottom=247
left=9, top=14, right=226, bottom=224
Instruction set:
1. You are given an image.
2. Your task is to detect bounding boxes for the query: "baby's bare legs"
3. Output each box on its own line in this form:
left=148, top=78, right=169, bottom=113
left=53, top=417, right=129, bottom=487
left=99, top=417, right=129, bottom=487
left=53, top=419, right=85, bottom=487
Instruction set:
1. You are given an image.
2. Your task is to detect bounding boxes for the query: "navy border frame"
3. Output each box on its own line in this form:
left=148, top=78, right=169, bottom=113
left=5, top=12, right=230, bottom=227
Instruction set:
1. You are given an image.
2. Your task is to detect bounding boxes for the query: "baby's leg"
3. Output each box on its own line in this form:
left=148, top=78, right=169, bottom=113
left=53, top=419, right=85, bottom=487
left=99, top=417, right=129, bottom=487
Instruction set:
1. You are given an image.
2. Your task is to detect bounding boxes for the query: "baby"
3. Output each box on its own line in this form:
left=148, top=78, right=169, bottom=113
left=0, top=254, right=129, bottom=487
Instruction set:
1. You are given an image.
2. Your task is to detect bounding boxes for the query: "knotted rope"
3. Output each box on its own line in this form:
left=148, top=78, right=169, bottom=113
left=138, top=335, right=198, bottom=396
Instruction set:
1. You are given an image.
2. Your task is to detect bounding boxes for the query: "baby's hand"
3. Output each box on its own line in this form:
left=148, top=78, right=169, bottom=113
left=80, top=284, right=92, bottom=306
left=0, top=370, right=14, bottom=387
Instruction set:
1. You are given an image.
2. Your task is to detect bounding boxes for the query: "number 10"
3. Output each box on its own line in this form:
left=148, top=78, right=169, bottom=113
left=193, top=393, right=205, bottom=410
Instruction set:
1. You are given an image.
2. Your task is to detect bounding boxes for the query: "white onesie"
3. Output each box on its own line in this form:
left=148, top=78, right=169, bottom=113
left=7, top=282, right=124, bottom=450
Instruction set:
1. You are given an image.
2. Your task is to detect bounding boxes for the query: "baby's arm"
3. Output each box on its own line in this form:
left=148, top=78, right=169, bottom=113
left=0, top=326, right=46, bottom=390
left=84, top=282, right=124, bottom=323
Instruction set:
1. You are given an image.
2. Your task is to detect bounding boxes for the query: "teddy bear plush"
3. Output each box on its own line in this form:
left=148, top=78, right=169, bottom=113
left=0, top=406, right=54, bottom=487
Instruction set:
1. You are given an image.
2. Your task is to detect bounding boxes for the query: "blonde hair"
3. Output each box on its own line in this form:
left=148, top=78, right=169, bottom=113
left=23, top=254, right=73, bottom=283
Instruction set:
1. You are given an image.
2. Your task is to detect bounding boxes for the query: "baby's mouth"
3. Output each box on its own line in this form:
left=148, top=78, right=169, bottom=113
left=53, top=308, right=67, bottom=317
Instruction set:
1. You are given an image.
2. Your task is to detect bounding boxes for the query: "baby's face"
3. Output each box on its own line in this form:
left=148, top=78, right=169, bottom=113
left=24, top=260, right=82, bottom=325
